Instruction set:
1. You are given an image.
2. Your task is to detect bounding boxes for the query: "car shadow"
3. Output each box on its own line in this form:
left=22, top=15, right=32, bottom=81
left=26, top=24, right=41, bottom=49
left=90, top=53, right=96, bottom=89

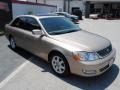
left=9, top=46, right=119, bottom=90
left=8, top=45, right=33, bottom=59
left=30, top=55, right=119, bottom=90
left=61, top=64, right=119, bottom=90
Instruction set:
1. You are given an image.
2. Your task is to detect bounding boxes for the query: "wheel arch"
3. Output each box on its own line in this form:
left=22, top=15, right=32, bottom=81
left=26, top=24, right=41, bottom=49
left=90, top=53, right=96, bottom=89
left=48, top=50, right=63, bottom=62
left=48, top=49, right=71, bottom=75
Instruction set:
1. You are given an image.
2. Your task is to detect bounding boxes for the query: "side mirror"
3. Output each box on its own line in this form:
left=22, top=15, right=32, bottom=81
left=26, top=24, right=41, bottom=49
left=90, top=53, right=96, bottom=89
left=32, top=29, right=44, bottom=36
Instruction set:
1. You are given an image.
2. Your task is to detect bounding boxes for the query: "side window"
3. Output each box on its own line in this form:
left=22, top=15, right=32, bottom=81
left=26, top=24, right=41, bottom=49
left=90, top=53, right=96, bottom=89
left=11, top=17, right=25, bottom=29
left=24, top=17, right=41, bottom=31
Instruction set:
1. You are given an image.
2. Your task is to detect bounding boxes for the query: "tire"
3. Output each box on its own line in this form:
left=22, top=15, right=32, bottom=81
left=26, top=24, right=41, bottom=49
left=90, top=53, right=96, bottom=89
left=9, top=37, right=17, bottom=50
left=50, top=53, right=70, bottom=76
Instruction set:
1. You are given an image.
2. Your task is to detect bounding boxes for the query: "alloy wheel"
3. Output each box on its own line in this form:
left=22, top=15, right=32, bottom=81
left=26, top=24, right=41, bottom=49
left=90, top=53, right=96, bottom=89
left=10, top=37, right=16, bottom=49
left=51, top=56, right=66, bottom=74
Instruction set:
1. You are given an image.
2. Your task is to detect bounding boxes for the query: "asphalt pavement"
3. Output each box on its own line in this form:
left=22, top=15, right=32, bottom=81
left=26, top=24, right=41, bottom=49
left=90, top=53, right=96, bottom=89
left=0, top=36, right=31, bottom=84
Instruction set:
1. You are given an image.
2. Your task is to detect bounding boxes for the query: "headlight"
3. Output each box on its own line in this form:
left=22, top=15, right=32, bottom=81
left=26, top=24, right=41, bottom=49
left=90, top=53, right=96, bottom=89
left=72, top=51, right=99, bottom=61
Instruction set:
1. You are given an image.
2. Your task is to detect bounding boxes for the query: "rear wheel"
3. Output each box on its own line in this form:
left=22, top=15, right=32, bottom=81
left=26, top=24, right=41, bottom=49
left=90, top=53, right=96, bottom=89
left=50, top=53, right=70, bottom=76
left=9, top=37, right=17, bottom=50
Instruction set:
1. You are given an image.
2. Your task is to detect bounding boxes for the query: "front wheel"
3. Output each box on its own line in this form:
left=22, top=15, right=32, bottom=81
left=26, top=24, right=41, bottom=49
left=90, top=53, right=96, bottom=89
left=50, top=53, right=70, bottom=76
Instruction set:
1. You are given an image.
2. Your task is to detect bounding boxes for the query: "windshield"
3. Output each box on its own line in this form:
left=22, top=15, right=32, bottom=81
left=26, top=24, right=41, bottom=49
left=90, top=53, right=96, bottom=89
left=40, top=17, right=80, bottom=35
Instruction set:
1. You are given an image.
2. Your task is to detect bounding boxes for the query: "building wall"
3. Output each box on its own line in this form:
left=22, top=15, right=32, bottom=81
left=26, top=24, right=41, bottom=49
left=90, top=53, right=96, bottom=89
left=37, top=0, right=44, bottom=3
left=0, top=0, right=12, bottom=28
left=12, top=3, right=56, bottom=18
left=70, top=0, right=85, bottom=14
left=45, top=0, right=64, bottom=12
left=27, top=0, right=44, bottom=3
left=27, top=0, right=63, bottom=12
left=84, top=0, right=120, bottom=2
left=44, top=0, right=85, bottom=14
left=24, top=0, right=86, bottom=14
left=94, top=3, right=103, bottom=8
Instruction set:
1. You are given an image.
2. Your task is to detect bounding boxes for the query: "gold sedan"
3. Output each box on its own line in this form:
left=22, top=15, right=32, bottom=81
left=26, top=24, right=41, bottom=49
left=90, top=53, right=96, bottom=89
left=5, top=15, right=116, bottom=77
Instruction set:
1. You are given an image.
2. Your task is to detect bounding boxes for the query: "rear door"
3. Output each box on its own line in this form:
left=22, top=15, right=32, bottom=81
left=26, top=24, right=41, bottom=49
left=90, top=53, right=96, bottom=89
left=7, top=17, right=27, bottom=48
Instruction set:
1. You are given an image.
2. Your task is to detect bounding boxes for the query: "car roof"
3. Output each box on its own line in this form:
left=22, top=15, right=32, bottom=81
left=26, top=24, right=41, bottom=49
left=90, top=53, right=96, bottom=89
left=16, top=15, right=64, bottom=19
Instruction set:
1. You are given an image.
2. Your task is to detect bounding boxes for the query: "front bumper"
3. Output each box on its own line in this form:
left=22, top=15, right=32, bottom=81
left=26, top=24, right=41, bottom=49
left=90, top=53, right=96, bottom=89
left=68, top=48, right=116, bottom=77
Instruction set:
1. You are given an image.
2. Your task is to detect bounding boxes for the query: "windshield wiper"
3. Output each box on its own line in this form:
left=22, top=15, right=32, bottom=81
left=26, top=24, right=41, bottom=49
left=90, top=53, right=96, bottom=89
left=64, top=30, right=79, bottom=33
left=49, top=29, right=79, bottom=35
left=49, top=32, right=66, bottom=35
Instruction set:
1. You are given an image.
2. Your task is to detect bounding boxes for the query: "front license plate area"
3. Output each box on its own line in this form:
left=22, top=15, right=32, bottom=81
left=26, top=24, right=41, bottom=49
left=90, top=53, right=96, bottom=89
left=100, top=64, right=109, bottom=72
left=109, top=58, right=114, bottom=65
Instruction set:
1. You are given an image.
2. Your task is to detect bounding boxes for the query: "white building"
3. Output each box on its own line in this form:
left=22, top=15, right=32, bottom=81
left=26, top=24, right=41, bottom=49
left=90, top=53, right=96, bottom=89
left=12, top=0, right=57, bottom=18
left=26, top=0, right=120, bottom=18
left=84, top=0, right=120, bottom=17
left=27, top=0, right=85, bottom=14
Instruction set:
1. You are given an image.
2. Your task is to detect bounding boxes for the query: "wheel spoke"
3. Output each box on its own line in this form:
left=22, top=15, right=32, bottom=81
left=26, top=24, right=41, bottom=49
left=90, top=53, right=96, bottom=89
left=56, top=56, right=60, bottom=62
left=59, top=60, right=64, bottom=65
left=55, top=66, right=59, bottom=71
left=59, top=68, right=62, bottom=73
left=59, top=65, right=65, bottom=70
left=59, top=65, right=65, bottom=73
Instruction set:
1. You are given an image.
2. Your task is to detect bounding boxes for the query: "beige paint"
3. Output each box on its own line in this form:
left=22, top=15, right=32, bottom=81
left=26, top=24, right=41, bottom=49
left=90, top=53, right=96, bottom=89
left=5, top=15, right=116, bottom=77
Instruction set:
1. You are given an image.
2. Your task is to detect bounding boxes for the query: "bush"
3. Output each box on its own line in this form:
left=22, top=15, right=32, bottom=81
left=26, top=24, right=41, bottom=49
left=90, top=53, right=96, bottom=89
left=0, top=28, right=5, bottom=36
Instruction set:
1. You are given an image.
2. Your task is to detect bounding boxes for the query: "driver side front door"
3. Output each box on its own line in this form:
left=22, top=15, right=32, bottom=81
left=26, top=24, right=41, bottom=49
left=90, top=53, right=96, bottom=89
left=21, top=17, right=44, bottom=56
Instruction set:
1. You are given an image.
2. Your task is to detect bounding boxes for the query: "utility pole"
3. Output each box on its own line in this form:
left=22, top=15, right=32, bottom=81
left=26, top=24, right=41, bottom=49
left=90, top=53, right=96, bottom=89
left=36, top=0, right=37, bottom=3
left=68, top=0, right=70, bottom=13
left=63, top=0, right=66, bottom=12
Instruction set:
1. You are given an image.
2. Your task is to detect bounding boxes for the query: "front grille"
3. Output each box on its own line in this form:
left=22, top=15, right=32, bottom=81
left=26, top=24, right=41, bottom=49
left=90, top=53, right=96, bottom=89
left=97, top=44, right=112, bottom=57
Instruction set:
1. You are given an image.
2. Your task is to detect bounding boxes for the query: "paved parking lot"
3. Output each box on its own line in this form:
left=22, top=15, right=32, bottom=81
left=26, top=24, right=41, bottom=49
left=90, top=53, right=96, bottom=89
left=0, top=36, right=27, bottom=83
left=0, top=19, right=120, bottom=90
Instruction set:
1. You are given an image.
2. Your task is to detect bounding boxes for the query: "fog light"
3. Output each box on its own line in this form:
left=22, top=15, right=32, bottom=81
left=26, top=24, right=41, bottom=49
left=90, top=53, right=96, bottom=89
left=82, top=70, right=96, bottom=74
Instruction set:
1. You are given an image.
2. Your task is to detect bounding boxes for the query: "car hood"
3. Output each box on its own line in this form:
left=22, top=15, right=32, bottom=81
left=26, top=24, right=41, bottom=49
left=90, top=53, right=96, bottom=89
left=50, top=30, right=111, bottom=52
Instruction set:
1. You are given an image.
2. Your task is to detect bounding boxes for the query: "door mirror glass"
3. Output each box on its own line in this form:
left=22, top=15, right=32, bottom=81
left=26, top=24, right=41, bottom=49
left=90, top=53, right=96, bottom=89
left=32, top=29, right=44, bottom=36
